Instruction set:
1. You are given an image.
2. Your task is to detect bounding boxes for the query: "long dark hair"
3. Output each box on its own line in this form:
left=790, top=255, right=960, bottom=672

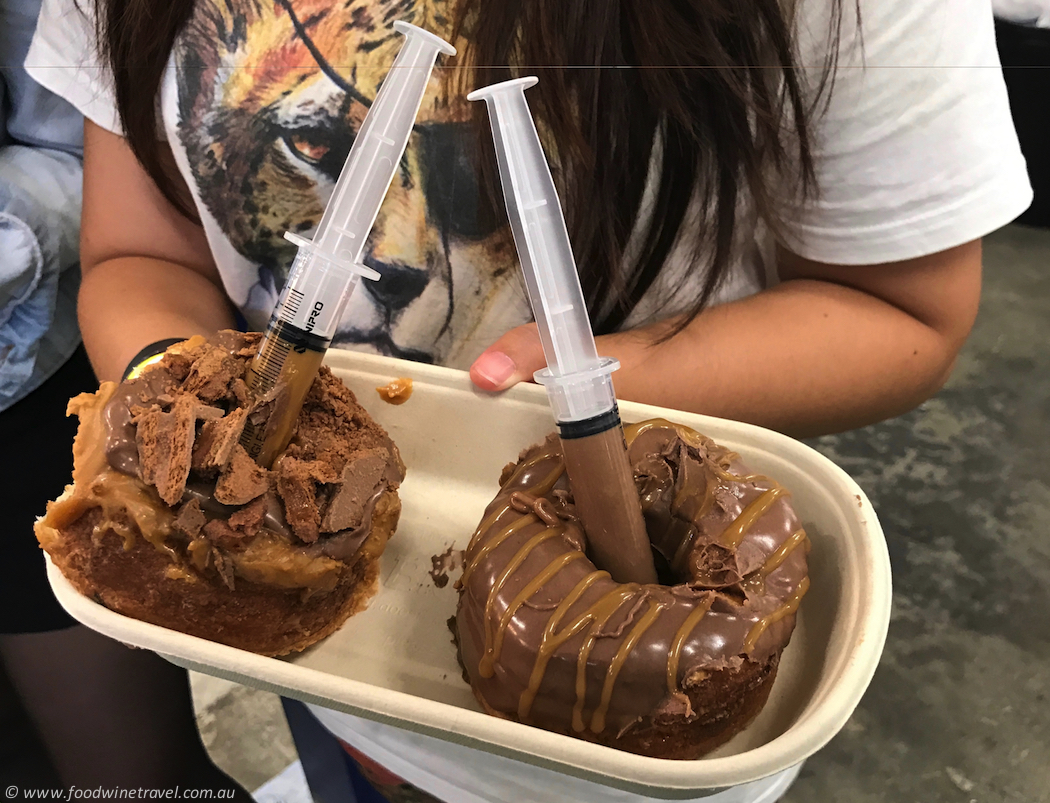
left=92, top=0, right=849, bottom=335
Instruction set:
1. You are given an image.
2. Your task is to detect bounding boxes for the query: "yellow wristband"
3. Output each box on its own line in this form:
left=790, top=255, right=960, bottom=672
left=122, top=338, right=186, bottom=381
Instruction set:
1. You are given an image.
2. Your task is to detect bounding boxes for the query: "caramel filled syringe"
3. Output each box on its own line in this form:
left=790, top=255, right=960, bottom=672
left=240, top=23, right=455, bottom=467
left=469, top=78, right=658, bottom=586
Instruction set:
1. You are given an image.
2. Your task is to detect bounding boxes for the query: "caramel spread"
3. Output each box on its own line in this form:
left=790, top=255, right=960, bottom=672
left=231, top=533, right=343, bottom=592
left=38, top=384, right=175, bottom=558
left=455, top=419, right=810, bottom=740
left=376, top=377, right=413, bottom=405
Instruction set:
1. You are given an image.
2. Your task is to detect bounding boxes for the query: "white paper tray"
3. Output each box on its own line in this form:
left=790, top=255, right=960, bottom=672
left=47, top=349, right=891, bottom=797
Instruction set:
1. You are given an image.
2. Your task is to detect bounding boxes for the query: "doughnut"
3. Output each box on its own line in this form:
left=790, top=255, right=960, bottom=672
left=454, top=419, right=810, bottom=759
left=36, top=332, right=404, bottom=656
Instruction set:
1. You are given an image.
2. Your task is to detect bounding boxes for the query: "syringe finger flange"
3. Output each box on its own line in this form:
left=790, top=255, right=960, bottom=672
left=283, top=232, right=381, bottom=281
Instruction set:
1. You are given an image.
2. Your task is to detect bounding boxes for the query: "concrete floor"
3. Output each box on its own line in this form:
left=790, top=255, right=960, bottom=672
left=190, top=223, right=1050, bottom=802
left=785, top=226, right=1050, bottom=801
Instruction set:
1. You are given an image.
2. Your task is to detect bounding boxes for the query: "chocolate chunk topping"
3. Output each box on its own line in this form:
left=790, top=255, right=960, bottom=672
left=229, top=378, right=250, bottom=407
left=173, top=499, right=207, bottom=539
left=92, top=331, right=405, bottom=592
left=135, top=395, right=199, bottom=506
left=211, top=330, right=256, bottom=356
left=203, top=518, right=257, bottom=554
left=275, top=456, right=336, bottom=543
left=182, top=348, right=242, bottom=402
left=320, top=449, right=388, bottom=532
left=192, top=408, right=248, bottom=474
left=214, top=444, right=270, bottom=506
left=228, top=496, right=268, bottom=537
left=212, top=549, right=236, bottom=591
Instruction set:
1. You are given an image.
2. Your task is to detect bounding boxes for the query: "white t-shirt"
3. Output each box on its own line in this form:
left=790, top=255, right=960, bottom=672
left=27, top=0, right=1031, bottom=801
left=26, top=0, right=1032, bottom=370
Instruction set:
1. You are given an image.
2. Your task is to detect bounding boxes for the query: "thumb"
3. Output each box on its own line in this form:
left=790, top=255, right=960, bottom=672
left=470, top=323, right=547, bottom=391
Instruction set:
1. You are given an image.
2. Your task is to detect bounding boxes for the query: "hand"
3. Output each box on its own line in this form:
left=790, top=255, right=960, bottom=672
left=469, top=322, right=547, bottom=391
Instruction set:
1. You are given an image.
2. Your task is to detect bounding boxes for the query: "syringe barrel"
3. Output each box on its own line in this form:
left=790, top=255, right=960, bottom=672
left=470, top=77, right=616, bottom=423
left=313, top=22, right=455, bottom=267
left=268, top=232, right=379, bottom=348
left=535, top=358, right=619, bottom=426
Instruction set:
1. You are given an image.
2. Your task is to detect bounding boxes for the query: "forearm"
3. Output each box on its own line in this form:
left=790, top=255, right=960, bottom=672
left=79, top=257, right=236, bottom=382
left=603, top=279, right=959, bottom=438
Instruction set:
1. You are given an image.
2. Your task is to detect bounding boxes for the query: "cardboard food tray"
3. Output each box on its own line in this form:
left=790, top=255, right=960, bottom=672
left=46, top=350, right=891, bottom=797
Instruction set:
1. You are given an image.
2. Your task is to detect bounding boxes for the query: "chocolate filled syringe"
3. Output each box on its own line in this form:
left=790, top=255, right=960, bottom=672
left=469, top=77, right=658, bottom=585
left=239, top=23, right=455, bottom=467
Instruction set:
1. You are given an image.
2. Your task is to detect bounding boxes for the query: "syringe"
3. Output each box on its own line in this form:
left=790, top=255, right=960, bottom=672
left=240, top=23, right=456, bottom=467
left=469, top=78, right=658, bottom=585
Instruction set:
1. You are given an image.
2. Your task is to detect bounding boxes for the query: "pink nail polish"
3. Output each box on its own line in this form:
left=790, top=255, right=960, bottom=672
left=472, top=351, right=516, bottom=387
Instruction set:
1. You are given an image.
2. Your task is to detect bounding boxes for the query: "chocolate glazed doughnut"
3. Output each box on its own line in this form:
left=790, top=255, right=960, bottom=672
left=454, top=419, right=810, bottom=759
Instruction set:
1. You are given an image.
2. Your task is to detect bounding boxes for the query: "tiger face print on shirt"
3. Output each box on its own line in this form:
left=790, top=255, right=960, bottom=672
left=174, top=0, right=526, bottom=366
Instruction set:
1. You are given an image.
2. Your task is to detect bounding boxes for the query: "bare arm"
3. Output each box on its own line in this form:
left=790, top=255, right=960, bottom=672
left=80, top=120, right=236, bottom=382
left=470, top=241, right=982, bottom=437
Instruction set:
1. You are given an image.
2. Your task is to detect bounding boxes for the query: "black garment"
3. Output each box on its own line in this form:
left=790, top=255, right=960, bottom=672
left=996, top=19, right=1050, bottom=229
left=0, top=345, right=96, bottom=634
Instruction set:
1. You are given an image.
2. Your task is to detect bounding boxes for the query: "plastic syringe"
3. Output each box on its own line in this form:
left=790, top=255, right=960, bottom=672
left=469, top=78, right=658, bottom=585
left=240, top=23, right=455, bottom=467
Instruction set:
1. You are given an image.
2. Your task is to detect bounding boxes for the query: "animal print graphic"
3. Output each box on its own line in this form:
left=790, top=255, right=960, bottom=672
left=174, top=0, right=527, bottom=366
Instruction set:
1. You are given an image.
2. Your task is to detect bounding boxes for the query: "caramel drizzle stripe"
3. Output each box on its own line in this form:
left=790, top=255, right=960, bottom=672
left=465, top=459, right=565, bottom=559
left=624, top=419, right=696, bottom=448
left=742, top=575, right=810, bottom=654
left=517, top=570, right=610, bottom=721
left=483, top=551, right=586, bottom=674
left=460, top=514, right=538, bottom=587
left=760, top=529, right=808, bottom=578
left=665, top=596, right=716, bottom=696
left=589, top=600, right=666, bottom=734
left=478, top=527, right=565, bottom=679
left=718, top=486, right=788, bottom=549
left=713, top=468, right=769, bottom=485
left=569, top=587, right=643, bottom=732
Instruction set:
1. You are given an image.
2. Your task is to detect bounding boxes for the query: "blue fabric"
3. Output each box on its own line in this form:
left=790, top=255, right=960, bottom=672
left=0, top=0, right=84, bottom=413
left=342, top=750, right=389, bottom=803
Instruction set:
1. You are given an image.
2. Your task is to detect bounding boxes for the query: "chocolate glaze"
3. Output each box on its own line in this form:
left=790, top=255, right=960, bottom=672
left=306, top=489, right=385, bottom=561
left=455, top=419, right=809, bottom=742
left=104, top=370, right=180, bottom=476
left=182, top=482, right=291, bottom=539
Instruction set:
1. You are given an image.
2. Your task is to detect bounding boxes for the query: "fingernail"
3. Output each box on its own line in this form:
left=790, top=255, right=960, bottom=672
left=472, top=351, right=517, bottom=388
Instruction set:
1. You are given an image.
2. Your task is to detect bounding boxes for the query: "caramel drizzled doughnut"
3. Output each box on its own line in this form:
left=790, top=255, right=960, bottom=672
left=454, top=419, right=809, bottom=759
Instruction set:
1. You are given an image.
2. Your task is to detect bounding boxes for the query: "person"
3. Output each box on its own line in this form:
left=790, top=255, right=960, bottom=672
left=0, top=0, right=252, bottom=795
left=25, top=0, right=1031, bottom=800
left=993, top=0, right=1050, bottom=27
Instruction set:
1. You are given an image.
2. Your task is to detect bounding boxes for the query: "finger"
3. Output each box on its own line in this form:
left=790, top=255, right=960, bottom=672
left=470, top=323, right=546, bottom=391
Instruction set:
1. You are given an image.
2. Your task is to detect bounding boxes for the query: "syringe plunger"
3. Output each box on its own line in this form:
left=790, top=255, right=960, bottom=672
left=241, top=22, right=455, bottom=467
left=468, top=78, right=618, bottom=425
